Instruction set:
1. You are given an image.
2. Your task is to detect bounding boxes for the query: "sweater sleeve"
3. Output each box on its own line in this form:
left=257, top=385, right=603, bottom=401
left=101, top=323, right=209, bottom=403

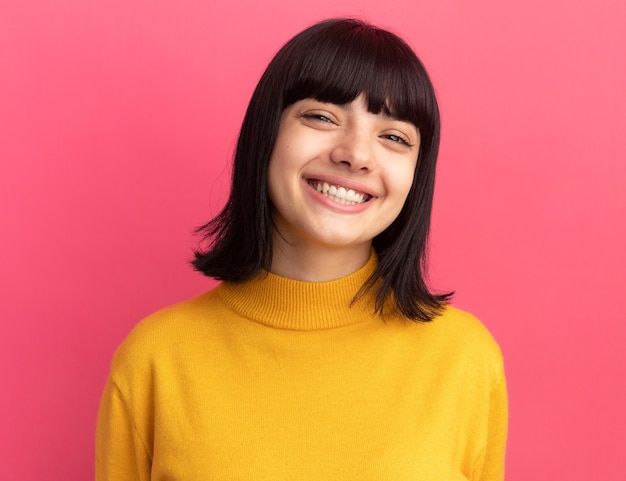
left=95, top=376, right=152, bottom=481
left=474, top=358, right=508, bottom=481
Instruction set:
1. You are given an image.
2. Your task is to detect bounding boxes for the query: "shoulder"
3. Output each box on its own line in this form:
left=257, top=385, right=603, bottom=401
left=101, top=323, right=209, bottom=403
left=109, top=286, right=225, bottom=378
left=404, top=304, right=505, bottom=383
left=434, top=305, right=502, bottom=352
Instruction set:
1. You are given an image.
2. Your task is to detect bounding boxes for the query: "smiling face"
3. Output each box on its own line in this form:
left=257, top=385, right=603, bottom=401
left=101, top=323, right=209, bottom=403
left=267, top=94, right=420, bottom=277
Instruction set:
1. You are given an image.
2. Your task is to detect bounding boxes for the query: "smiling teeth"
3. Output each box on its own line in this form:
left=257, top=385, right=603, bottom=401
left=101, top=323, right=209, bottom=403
left=309, top=181, right=368, bottom=205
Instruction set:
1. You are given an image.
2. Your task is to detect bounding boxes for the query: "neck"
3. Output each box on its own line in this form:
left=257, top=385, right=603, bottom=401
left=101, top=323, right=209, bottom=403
left=219, top=251, right=382, bottom=330
left=270, top=239, right=372, bottom=282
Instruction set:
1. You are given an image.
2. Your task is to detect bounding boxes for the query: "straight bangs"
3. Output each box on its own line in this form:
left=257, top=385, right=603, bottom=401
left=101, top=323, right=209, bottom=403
left=281, top=21, right=437, bottom=137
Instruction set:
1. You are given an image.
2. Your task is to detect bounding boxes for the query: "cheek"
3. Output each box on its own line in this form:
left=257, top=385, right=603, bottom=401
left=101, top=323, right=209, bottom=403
left=389, top=164, right=417, bottom=201
left=267, top=145, right=301, bottom=217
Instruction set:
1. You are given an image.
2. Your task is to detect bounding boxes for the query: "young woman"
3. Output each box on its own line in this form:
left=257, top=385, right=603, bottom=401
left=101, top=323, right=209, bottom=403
left=96, top=18, right=507, bottom=481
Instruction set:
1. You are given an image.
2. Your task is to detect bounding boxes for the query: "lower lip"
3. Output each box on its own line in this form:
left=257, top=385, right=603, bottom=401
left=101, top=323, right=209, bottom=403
left=304, top=181, right=373, bottom=214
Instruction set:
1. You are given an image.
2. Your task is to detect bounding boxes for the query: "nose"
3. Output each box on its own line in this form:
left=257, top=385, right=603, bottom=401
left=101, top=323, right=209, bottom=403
left=329, top=128, right=374, bottom=172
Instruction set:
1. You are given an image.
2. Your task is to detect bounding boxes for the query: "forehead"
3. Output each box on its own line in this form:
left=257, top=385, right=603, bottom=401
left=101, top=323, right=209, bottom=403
left=286, top=51, right=429, bottom=125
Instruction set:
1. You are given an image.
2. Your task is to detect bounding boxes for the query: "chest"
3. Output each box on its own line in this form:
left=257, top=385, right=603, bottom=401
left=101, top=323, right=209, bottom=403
left=147, top=337, right=487, bottom=480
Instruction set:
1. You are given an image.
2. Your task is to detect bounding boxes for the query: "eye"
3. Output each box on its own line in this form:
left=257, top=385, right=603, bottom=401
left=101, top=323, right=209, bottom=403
left=302, top=112, right=335, bottom=124
left=383, top=133, right=414, bottom=147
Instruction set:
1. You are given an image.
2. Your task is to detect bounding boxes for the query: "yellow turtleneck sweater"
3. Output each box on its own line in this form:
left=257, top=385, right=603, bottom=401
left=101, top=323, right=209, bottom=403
left=96, top=255, right=507, bottom=480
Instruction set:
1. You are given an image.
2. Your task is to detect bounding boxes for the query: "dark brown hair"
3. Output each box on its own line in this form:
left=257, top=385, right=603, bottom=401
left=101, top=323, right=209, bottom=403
left=192, top=18, right=452, bottom=320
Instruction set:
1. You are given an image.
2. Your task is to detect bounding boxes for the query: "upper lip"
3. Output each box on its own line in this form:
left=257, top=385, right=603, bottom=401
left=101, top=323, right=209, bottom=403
left=303, top=173, right=378, bottom=198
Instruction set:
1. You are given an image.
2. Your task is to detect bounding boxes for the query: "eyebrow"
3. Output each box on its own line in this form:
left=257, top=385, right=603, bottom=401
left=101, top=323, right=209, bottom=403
left=379, top=109, right=403, bottom=122
left=307, top=98, right=414, bottom=127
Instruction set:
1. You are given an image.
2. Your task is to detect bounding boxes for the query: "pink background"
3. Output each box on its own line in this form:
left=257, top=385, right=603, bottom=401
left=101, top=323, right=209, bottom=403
left=1, top=0, right=625, bottom=479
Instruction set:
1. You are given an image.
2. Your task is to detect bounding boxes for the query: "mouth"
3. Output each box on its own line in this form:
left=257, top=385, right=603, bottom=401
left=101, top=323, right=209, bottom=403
left=306, top=180, right=372, bottom=205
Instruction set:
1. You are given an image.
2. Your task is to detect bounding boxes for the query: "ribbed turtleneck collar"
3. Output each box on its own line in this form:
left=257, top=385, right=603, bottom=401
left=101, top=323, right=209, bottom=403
left=217, top=253, right=379, bottom=330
